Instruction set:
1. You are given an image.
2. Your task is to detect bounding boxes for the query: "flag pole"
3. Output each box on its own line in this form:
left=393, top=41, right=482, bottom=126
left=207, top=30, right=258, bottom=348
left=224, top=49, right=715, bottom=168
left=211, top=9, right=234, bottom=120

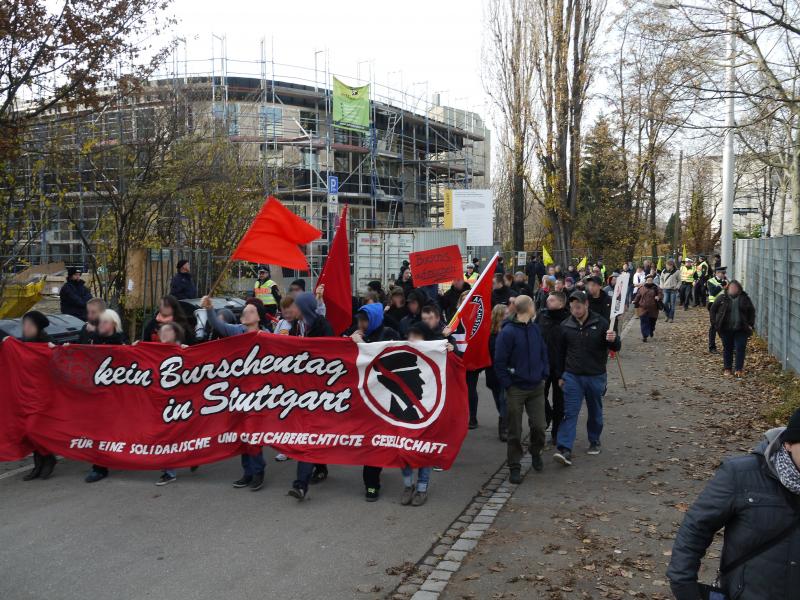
left=447, top=251, right=499, bottom=329
left=208, top=255, right=234, bottom=297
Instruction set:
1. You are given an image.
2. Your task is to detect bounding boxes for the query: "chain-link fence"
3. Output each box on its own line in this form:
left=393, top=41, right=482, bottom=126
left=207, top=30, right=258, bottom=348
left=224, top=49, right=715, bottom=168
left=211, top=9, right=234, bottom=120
left=735, top=235, right=800, bottom=372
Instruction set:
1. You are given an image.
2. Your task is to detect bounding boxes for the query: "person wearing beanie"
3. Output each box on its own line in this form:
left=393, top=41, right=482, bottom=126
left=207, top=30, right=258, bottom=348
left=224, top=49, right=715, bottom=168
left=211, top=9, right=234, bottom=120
left=169, top=259, right=198, bottom=300
left=59, top=267, right=92, bottom=320
left=668, top=408, right=800, bottom=599
left=20, top=311, right=57, bottom=481
left=288, top=293, right=334, bottom=501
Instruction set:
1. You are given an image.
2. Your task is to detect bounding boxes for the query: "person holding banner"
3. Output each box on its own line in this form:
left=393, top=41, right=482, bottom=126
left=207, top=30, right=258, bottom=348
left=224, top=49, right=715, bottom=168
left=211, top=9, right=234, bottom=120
left=289, top=292, right=335, bottom=501
left=20, top=311, right=58, bottom=481
left=554, top=292, right=620, bottom=466
left=201, top=295, right=267, bottom=491
left=493, top=295, right=549, bottom=484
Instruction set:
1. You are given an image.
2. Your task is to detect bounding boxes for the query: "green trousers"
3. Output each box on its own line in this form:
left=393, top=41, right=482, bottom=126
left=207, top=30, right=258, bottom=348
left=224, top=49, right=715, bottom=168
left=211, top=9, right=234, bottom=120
left=506, top=383, right=546, bottom=469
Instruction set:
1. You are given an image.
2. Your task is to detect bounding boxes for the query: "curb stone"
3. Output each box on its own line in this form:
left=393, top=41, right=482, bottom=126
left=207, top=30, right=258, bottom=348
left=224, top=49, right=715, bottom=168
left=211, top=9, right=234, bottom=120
left=390, top=454, right=533, bottom=599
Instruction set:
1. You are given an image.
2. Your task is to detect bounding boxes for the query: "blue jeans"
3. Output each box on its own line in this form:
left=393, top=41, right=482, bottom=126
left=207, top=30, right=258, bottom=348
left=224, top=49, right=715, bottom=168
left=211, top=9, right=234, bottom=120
left=164, top=469, right=176, bottom=478
left=640, top=315, right=656, bottom=338
left=401, top=466, right=431, bottom=492
left=662, top=289, right=677, bottom=320
left=241, top=450, right=265, bottom=477
left=491, top=387, right=507, bottom=419
left=720, top=329, right=748, bottom=371
left=556, top=372, right=606, bottom=452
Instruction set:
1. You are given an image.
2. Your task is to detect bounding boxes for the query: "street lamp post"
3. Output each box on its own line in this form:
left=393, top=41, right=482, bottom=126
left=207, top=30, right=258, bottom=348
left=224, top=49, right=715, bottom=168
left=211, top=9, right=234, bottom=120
left=655, top=0, right=736, bottom=268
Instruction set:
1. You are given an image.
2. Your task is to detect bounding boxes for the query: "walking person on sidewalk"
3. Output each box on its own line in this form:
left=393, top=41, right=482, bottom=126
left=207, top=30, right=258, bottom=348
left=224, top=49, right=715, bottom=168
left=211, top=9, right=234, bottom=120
left=553, top=291, right=620, bottom=466
left=667, top=408, right=800, bottom=600
left=493, top=295, right=549, bottom=484
left=659, top=259, right=680, bottom=322
left=709, top=280, right=755, bottom=378
left=679, top=258, right=696, bottom=310
left=705, top=266, right=728, bottom=354
left=633, top=273, right=662, bottom=342
left=535, top=292, right=568, bottom=446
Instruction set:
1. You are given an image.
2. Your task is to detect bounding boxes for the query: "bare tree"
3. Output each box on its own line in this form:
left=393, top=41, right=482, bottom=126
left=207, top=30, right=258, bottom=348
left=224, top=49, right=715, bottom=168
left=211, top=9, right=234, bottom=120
left=483, top=0, right=537, bottom=250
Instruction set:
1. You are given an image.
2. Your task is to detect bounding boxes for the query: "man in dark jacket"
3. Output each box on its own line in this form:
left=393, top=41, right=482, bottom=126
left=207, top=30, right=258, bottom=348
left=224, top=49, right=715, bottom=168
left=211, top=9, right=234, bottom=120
left=526, top=256, right=545, bottom=291
left=535, top=292, right=569, bottom=445
left=554, top=291, right=620, bottom=466
left=586, top=276, right=612, bottom=322
left=667, top=409, right=800, bottom=600
left=60, top=267, right=92, bottom=320
left=399, top=289, right=426, bottom=338
left=169, top=259, right=198, bottom=300
left=511, top=271, right=533, bottom=297
left=494, top=294, right=549, bottom=484
left=439, top=279, right=470, bottom=322
left=709, top=280, right=756, bottom=377
left=491, top=273, right=513, bottom=307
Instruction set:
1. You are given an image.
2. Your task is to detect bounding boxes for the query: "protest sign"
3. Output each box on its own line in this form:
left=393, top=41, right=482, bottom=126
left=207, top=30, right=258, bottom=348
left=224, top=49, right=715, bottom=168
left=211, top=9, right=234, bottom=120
left=0, top=334, right=467, bottom=469
left=409, top=245, right=463, bottom=287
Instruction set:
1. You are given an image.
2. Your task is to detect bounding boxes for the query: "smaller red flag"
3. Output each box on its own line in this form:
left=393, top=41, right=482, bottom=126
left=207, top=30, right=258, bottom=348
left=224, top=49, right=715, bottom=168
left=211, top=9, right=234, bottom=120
left=316, top=206, right=352, bottom=335
left=450, top=253, right=498, bottom=371
left=231, top=197, right=321, bottom=270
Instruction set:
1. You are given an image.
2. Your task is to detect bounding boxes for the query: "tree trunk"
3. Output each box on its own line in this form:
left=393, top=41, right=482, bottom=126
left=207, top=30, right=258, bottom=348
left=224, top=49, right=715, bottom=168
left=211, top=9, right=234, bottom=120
left=512, top=141, right=525, bottom=250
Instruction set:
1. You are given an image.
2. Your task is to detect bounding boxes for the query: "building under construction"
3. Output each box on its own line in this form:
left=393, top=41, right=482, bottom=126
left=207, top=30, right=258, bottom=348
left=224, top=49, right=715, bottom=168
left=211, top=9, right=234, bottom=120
left=12, top=46, right=490, bottom=276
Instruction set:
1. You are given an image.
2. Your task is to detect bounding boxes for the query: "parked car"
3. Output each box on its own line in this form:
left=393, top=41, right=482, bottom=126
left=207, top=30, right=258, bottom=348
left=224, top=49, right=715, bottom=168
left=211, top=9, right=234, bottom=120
left=0, top=313, right=86, bottom=344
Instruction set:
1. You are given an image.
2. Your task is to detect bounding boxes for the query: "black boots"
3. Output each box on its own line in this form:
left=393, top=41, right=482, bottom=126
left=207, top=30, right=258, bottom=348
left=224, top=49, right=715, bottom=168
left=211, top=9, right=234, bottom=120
left=22, top=452, right=43, bottom=481
left=39, top=454, right=56, bottom=479
left=498, top=417, right=508, bottom=442
left=23, top=452, right=56, bottom=480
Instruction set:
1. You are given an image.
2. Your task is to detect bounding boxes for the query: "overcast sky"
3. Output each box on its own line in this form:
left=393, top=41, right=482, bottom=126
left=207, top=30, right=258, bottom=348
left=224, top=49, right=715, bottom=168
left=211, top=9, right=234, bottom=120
left=169, top=0, right=488, bottom=117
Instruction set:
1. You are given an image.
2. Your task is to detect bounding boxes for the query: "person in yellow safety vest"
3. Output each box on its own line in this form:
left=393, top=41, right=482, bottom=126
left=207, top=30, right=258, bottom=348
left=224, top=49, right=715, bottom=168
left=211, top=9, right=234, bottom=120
left=253, top=266, right=281, bottom=316
left=464, top=264, right=479, bottom=285
left=679, top=258, right=697, bottom=311
left=694, top=256, right=710, bottom=307
left=706, top=266, right=728, bottom=354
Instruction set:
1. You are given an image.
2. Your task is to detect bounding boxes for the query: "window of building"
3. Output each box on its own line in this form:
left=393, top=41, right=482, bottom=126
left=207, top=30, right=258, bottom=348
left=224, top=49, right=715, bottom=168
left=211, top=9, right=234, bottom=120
left=259, top=106, right=283, bottom=138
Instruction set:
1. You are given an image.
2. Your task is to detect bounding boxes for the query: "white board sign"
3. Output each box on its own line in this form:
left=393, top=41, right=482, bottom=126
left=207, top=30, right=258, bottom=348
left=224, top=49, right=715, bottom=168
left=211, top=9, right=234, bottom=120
left=451, top=189, right=494, bottom=246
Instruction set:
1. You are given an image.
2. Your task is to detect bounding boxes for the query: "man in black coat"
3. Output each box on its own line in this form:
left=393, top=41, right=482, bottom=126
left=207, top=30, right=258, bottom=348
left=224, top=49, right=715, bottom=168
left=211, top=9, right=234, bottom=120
left=667, top=409, right=800, bottom=600
left=169, top=259, right=198, bottom=300
left=59, top=267, right=92, bottom=320
left=526, top=255, right=545, bottom=291
left=586, top=276, right=612, bottom=323
left=439, top=279, right=470, bottom=322
left=491, top=273, right=513, bottom=307
left=534, top=292, right=569, bottom=445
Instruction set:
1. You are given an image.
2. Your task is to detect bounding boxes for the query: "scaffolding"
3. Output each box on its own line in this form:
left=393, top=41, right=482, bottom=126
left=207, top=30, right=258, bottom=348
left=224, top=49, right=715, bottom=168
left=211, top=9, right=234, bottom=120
left=7, top=38, right=491, bottom=278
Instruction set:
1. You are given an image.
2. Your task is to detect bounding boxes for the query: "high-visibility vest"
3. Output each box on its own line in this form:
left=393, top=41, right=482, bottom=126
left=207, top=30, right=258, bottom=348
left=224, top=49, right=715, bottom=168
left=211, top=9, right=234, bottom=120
left=707, top=277, right=724, bottom=303
left=254, top=279, right=277, bottom=305
left=680, top=266, right=696, bottom=283
left=464, top=272, right=478, bottom=284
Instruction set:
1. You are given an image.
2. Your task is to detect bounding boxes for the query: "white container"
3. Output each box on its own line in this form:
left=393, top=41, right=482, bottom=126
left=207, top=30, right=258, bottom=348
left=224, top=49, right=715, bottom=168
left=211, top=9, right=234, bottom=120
left=353, top=228, right=467, bottom=294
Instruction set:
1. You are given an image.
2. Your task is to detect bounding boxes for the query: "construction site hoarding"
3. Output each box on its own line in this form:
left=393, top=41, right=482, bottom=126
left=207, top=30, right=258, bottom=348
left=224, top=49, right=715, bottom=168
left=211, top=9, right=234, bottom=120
left=443, top=189, right=494, bottom=247
left=332, top=77, right=370, bottom=132
left=353, top=228, right=467, bottom=294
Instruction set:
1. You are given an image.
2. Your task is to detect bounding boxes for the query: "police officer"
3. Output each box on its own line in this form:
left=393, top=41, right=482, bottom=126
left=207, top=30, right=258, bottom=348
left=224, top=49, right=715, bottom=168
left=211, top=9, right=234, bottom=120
left=679, top=258, right=696, bottom=310
left=706, top=266, right=728, bottom=354
left=253, top=266, right=281, bottom=316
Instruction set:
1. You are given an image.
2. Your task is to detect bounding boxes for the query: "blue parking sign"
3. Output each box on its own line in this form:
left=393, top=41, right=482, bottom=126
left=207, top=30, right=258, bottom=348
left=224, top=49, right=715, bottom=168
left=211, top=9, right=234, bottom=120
left=328, top=175, right=339, bottom=194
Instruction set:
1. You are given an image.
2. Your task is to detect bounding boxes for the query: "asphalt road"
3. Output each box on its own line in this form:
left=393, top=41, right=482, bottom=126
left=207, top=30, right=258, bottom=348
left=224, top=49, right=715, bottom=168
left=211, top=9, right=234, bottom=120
left=0, top=380, right=504, bottom=600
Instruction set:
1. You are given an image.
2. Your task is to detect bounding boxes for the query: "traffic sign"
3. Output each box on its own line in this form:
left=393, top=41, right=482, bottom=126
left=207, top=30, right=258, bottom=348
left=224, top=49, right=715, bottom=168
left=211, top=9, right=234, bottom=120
left=328, top=175, right=339, bottom=194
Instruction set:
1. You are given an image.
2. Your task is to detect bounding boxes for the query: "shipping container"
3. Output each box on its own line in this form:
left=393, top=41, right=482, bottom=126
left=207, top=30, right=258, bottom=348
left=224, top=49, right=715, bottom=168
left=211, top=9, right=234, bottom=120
left=353, top=228, right=467, bottom=294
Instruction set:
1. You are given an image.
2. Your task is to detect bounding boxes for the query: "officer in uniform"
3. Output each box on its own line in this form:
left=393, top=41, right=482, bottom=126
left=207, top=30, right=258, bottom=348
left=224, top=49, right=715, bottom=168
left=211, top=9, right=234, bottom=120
left=253, top=266, right=281, bottom=316
left=706, top=266, right=728, bottom=353
left=694, top=255, right=710, bottom=307
left=679, top=258, right=697, bottom=310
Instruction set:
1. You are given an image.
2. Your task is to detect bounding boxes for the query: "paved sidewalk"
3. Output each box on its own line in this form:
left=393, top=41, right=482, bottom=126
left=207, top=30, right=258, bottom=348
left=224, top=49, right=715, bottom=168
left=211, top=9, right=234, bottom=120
left=442, top=308, right=774, bottom=600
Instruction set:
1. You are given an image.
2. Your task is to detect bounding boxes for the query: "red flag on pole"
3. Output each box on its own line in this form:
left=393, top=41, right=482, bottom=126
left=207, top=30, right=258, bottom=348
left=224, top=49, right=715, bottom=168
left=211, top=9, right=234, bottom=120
left=449, top=252, right=498, bottom=371
left=231, top=196, right=321, bottom=270
left=316, top=205, right=352, bottom=335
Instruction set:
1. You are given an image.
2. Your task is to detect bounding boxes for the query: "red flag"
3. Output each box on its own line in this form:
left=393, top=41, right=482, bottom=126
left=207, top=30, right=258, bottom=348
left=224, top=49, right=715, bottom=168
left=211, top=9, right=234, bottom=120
left=231, top=196, right=321, bottom=270
left=450, top=253, right=498, bottom=371
left=316, top=205, right=352, bottom=335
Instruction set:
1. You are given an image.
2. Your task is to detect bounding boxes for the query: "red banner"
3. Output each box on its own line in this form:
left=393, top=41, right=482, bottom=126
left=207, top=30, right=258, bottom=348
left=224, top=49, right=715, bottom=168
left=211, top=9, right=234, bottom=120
left=409, top=245, right=464, bottom=287
left=0, top=334, right=467, bottom=470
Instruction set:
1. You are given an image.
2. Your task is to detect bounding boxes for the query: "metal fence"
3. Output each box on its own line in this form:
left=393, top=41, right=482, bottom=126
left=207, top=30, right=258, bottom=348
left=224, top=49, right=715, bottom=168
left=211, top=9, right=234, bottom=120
left=735, top=235, right=800, bottom=372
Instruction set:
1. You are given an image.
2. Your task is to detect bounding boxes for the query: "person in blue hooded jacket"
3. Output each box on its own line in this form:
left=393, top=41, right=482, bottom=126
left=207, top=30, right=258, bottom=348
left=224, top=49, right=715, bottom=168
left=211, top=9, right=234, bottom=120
left=493, top=294, right=549, bottom=484
left=350, top=303, right=401, bottom=502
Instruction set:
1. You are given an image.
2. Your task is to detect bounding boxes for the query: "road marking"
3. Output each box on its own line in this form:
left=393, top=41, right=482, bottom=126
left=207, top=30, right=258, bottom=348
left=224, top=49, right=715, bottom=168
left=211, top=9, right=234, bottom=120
left=0, top=464, right=31, bottom=481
